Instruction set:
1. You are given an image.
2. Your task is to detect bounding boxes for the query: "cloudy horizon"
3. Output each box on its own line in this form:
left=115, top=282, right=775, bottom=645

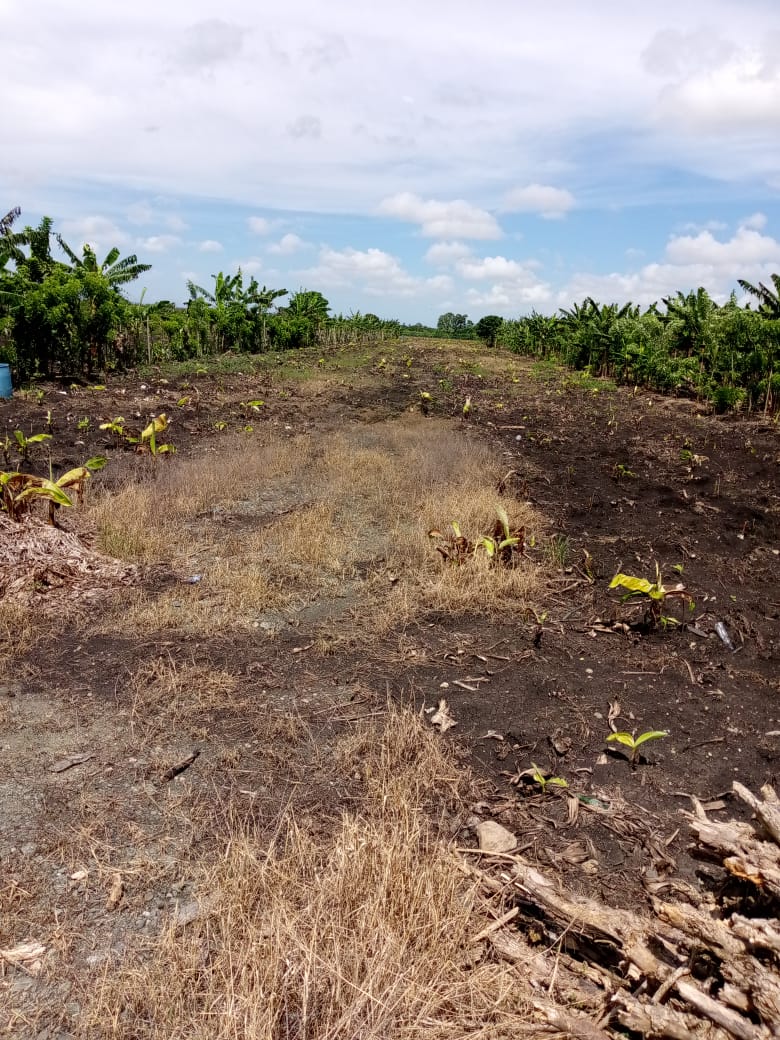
left=3, top=0, right=780, bottom=322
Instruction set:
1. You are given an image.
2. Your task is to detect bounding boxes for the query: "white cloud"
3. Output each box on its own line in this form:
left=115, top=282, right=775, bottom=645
left=379, top=193, right=501, bottom=240
left=60, top=215, right=129, bottom=250
left=198, top=239, right=224, bottom=252
left=299, top=246, right=452, bottom=297
left=248, top=216, right=273, bottom=235
left=174, top=19, right=245, bottom=72
left=287, top=114, right=322, bottom=139
left=665, top=225, right=780, bottom=267
left=456, top=255, right=541, bottom=281
left=424, top=240, right=472, bottom=266
left=560, top=223, right=780, bottom=308
left=137, top=234, right=181, bottom=253
left=455, top=253, right=552, bottom=313
left=268, top=232, right=307, bottom=255
left=503, top=183, right=575, bottom=219
left=741, top=212, right=767, bottom=231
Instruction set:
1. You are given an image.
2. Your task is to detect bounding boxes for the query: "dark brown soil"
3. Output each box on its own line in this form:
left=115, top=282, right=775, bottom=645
left=2, top=342, right=778, bottom=1032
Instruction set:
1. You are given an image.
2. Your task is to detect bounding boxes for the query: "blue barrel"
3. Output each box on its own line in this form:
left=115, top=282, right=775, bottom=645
left=0, top=364, right=11, bottom=399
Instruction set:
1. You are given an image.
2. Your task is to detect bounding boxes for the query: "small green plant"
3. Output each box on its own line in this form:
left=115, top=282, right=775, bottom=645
left=140, top=414, right=174, bottom=457
left=606, top=729, right=668, bottom=766
left=475, top=507, right=525, bottom=566
left=612, top=462, right=636, bottom=481
left=13, top=429, right=52, bottom=464
left=240, top=399, right=265, bottom=417
left=430, top=509, right=525, bottom=568
left=45, top=409, right=54, bottom=434
left=213, top=420, right=227, bottom=432
left=462, top=395, right=472, bottom=418
left=609, top=564, right=691, bottom=629
left=531, top=763, right=568, bottom=793
left=99, top=416, right=130, bottom=447
left=77, top=416, right=91, bottom=433
left=547, top=534, right=570, bottom=569
left=419, top=391, right=433, bottom=415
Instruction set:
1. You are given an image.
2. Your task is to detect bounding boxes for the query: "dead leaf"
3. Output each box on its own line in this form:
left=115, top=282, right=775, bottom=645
left=607, top=700, right=621, bottom=732
left=476, top=820, right=517, bottom=854
left=430, top=699, right=457, bottom=733
left=480, top=730, right=505, bottom=741
left=550, top=730, right=572, bottom=756
left=560, top=841, right=590, bottom=864
left=0, top=941, right=46, bottom=974
left=69, top=869, right=89, bottom=882
left=106, top=873, right=124, bottom=911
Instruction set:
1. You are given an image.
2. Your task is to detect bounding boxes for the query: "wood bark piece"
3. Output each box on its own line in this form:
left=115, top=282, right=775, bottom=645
left=731, top=915, right=780, bottom=954
left=532, top=1001, right=612, bottom=1040
left=458, top=782, right=780, bottom=1040
left=613, top=990, right=733, bottom=1040
left=734, top=783, right=780, bottom=846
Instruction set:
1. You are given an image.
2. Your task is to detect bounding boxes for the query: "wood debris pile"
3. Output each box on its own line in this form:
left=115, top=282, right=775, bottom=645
left=0, top=514, right=137, bottom=605
left=462, top=782, right=780, bottom=1039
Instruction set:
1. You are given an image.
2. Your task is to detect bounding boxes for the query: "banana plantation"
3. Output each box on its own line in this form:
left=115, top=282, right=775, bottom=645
left=499, top=284, right=780, bottom=414
left=2, top=207, right=779, bottom=414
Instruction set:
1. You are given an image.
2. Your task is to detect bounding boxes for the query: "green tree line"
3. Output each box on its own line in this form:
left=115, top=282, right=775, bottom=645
left=0, top=209, right=405, bottom=379
left=496, top=285, right=780, bottom=414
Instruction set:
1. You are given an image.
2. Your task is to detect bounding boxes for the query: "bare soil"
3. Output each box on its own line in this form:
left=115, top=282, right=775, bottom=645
left=1, top=341, right=778, bottom=1036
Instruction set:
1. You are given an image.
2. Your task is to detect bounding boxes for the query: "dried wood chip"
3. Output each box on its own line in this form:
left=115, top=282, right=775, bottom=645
left=430, top=699, right=457, bottom=732
left=50, top=752, right=94, bottom=773
left=106, top=873, right=124, bottom=911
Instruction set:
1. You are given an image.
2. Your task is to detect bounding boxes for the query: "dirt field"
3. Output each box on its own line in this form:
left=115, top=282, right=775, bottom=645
left=1, top=340, right=778, bottom=1038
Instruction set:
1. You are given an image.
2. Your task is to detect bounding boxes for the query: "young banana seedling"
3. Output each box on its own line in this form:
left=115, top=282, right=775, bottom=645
left=609, top=563, right=691, bottom=629
left=475, top=507, right=525, bottom=566
left=13, top=429, right=52, bottom=464
left=530, top=763, right=568, bottom=793
left=606, top=729, right=668, bottom=767
left=140, top=414, right=175, bottom=456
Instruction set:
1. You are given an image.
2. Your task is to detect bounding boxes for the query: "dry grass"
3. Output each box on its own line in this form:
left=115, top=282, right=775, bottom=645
left=78, top=706, right=533, bottom=1039
left=91, top=416, right=543, bottom=639
left=0, top=600, right=38, bottom=669
left=126, top=656, right=242, bottom=739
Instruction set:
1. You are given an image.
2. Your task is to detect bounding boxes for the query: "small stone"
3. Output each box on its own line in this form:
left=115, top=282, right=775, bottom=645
left=475, top=820, right=517, bottom=854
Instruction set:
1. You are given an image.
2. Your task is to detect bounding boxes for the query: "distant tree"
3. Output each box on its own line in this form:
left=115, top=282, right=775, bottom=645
left=474, top=314, right=503, bottom=348
left=437, top=312, right=472, bottom=335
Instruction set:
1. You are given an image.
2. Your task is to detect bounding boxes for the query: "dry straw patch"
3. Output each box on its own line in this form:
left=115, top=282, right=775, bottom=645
left=91, top=416, right=542, bottom=638
left=126, top=656, right=243, bottom=738
left=78, top=706, right=532, bottom=1039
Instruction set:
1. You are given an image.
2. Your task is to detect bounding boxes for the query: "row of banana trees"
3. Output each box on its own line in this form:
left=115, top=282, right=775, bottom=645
left=0, top=209, right=405, bottom=379
left=499, top=283, right=780, bottom=413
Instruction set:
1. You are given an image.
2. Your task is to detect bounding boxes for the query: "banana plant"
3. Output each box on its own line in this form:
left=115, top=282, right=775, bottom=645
left=140, top=414, right=174, bottom=456
left=1, top=456, right=107, bottom=524
left=531, top=763, right=568, bottom=793
left=13, top=429, right=52, bottom=464
left=1, top=471, right=73, bottom=522
left=609, top=563, right=689, bottom=628
left=476, top=508, right=525, bottom=566
left=606, top=730, right=668, bottom=766
left=99, top=416, right=129, bottom=446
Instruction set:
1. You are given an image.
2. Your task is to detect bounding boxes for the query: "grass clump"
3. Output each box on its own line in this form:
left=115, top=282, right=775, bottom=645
left=78, top=706, right=532, bottom=1039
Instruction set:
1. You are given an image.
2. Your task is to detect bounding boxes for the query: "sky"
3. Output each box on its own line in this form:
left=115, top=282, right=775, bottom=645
left=3, top=0, right=780, bottom=323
